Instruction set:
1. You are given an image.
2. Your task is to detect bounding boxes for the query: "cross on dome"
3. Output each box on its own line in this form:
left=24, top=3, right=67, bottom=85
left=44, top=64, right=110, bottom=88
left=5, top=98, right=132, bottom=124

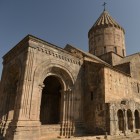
left=102, top=2, right=107, bottom=11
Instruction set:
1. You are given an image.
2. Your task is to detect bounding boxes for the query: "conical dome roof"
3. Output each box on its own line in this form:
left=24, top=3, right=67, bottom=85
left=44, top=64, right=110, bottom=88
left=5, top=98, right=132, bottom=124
left=88, top=10, right=124, bottom=36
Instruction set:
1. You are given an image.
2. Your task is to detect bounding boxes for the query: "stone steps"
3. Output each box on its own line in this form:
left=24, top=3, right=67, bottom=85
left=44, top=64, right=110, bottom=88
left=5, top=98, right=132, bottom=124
left=40, top=125, right=60, bottom=139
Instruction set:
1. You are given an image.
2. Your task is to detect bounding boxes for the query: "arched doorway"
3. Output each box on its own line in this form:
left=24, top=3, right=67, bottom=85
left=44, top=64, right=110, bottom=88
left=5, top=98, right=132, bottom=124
left=127, top=109, right=133, bottom=131
left=40, top=76, right=62, bottom=124
left=135, top=110, right=139, bottom=129
left=117, top=109, right=124, bottom=131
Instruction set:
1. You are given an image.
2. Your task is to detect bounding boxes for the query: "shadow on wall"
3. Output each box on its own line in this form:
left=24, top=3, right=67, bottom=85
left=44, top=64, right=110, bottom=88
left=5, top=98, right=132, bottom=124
left=0, top=62, right=21, bottom=140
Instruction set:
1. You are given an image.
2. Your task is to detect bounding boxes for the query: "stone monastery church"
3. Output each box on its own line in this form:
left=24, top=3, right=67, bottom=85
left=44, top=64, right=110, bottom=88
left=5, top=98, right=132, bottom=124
left=0, top=8, right=140, bottom=140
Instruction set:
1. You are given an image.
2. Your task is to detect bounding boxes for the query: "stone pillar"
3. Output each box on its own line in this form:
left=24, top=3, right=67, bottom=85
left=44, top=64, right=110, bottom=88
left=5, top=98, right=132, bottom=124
left=36, top=83, right=45, bottom=121
left=5, top=48, right=41, bottom=140
left=114, top=112, right=119, bottom=135
left=60, top=88, right=74, bottom=138
left=124, top=109, right=128, bottom=135
left=60, top=90, right=66, bottom=136
left=110, top=106, right=118, bottom=135
left=132, top=111, right=136, bottom=132
left=60, top=90, right=64, bottom=123
left=69, top=88, right=74, bottom=137
left=13, top=47, right=35, bottom=122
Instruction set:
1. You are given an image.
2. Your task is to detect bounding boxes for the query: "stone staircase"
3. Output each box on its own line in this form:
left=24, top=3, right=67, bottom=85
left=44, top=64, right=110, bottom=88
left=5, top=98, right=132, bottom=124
left=40, top=125, right=60, bottom=140
left=40, top=132, right=140, bottom=140
left=60, top=133, right=140, bottom=140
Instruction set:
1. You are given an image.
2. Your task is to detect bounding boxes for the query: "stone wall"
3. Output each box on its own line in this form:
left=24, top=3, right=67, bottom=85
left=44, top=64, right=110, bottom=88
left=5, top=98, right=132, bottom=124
left=89, top=27, right=126, bottom=57
left=104, top=67, right=140, bottom=135
left=99, top=52, right=123, bottom=66
left=84, top=61, right=106, bottom=134
left=130, top=54, right=140, bottom=81
left=0, top=37, right=29, bottom=137
left=104, top=67, right=140, bottom=103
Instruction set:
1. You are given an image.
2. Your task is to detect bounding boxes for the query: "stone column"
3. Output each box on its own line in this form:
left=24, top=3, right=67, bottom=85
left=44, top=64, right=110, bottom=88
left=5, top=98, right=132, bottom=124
left=68, top=88, right=74, bottom=137
left=60, top=90, right=66, bottom=136
left=60, top=87, right=74, bottom=138
left=124, top=109, right=128, bottom=135
left=65, top=88, right=71, bottom=138
left=132, top=111, right=136, bottom=132
left=60, top=90, right=64, bottom=123
left=110, top=106, right=118, bottom=135
left=114, top=111, right=119, bottom=135
left=71, top=88, right=75, bottom=136
left=36, top=83, right=45, bottom=121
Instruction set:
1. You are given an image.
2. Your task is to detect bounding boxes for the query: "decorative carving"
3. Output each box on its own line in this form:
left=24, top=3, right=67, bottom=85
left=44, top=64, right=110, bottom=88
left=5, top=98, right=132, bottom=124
left=36, top=45, right=81, bottom=65
left=70, top=49, right=83, bottom=59
left=38, top=84, right=45, bottom=91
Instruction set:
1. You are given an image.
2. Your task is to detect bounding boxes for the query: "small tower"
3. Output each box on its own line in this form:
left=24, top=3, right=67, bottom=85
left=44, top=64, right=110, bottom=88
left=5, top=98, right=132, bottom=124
left=88, top=9, right=126, bottom=58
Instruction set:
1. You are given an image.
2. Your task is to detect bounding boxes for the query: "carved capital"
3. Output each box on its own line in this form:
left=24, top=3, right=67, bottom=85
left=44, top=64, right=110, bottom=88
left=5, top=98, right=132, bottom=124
left=38, top=84, right=45, bottom=91
left=66, top=86, right=74, bottom=93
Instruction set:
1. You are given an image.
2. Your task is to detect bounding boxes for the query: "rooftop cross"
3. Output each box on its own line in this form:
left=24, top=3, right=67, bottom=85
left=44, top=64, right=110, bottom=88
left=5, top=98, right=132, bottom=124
left=102, top=2, right=107, bottom=11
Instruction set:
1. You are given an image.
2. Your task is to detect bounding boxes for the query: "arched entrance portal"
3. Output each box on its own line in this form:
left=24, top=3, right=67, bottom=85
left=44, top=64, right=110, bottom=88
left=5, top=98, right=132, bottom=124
left=40, top=76, right=62, bottom=124
left=127, top=109, right=133, bottom=131
left=117, top=109, right=124, bottom=131
left=135, top=110, right=140, bottom=129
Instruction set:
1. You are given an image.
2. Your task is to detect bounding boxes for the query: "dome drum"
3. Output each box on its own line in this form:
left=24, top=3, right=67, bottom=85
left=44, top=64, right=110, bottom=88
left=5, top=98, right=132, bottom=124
left=88, top=10, right=126, bottom=58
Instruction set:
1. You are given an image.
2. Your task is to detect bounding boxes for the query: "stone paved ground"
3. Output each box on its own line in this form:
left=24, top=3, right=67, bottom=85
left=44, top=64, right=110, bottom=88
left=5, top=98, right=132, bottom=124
left=41, top=133, right=140, bottom=140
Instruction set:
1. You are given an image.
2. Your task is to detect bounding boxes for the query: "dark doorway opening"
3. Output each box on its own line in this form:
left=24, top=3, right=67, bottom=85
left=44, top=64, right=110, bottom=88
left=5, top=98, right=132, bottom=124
left=117, top=109, right=124, bottom=131
left=127, top=109, right=133, bottom=131
left=40, top=76, right=62, bottom=125
left=135, top=110, right=140, bottom=129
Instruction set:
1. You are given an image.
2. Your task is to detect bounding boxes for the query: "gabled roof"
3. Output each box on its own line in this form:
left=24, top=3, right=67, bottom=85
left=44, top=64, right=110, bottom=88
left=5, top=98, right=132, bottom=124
left=64, top=44, right=112, bottom=66
left=115, top=53, right=140, bottom=65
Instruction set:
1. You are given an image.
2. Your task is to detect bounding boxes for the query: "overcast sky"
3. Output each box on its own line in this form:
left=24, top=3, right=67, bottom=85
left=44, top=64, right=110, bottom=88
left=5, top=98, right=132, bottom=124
left=0, top=0, right=140, bottom=78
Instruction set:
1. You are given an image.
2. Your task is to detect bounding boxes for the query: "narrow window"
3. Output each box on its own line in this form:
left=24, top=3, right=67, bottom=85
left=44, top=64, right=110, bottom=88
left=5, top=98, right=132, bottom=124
left=104, top=46, right=106, bottom=53
left=137, top=83, right=139, bottom=93
left=94, top=49, right=96, bottom=55
left=91, top=92, right=93, bottom=101
left=114, top=47, right=117, bottom=53
left=100, top=104, right=102, bottom=110
left=122, top=49, right=125, bottom=56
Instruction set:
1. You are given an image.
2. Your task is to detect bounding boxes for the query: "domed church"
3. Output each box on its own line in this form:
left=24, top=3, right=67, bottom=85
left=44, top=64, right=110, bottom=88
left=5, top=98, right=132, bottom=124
left=0, top=8, right=140, bottom=140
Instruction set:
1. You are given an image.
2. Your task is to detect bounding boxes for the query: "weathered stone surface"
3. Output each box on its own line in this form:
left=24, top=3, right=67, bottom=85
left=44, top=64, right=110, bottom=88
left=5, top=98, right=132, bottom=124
left=0, top=9, right=140, bottom=140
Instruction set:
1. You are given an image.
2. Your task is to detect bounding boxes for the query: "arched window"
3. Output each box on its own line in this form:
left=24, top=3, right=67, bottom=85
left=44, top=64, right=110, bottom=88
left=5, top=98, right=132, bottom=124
left=122, top=49, right=125, bottom=56
left=114, top=47, right=117, bottom=53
